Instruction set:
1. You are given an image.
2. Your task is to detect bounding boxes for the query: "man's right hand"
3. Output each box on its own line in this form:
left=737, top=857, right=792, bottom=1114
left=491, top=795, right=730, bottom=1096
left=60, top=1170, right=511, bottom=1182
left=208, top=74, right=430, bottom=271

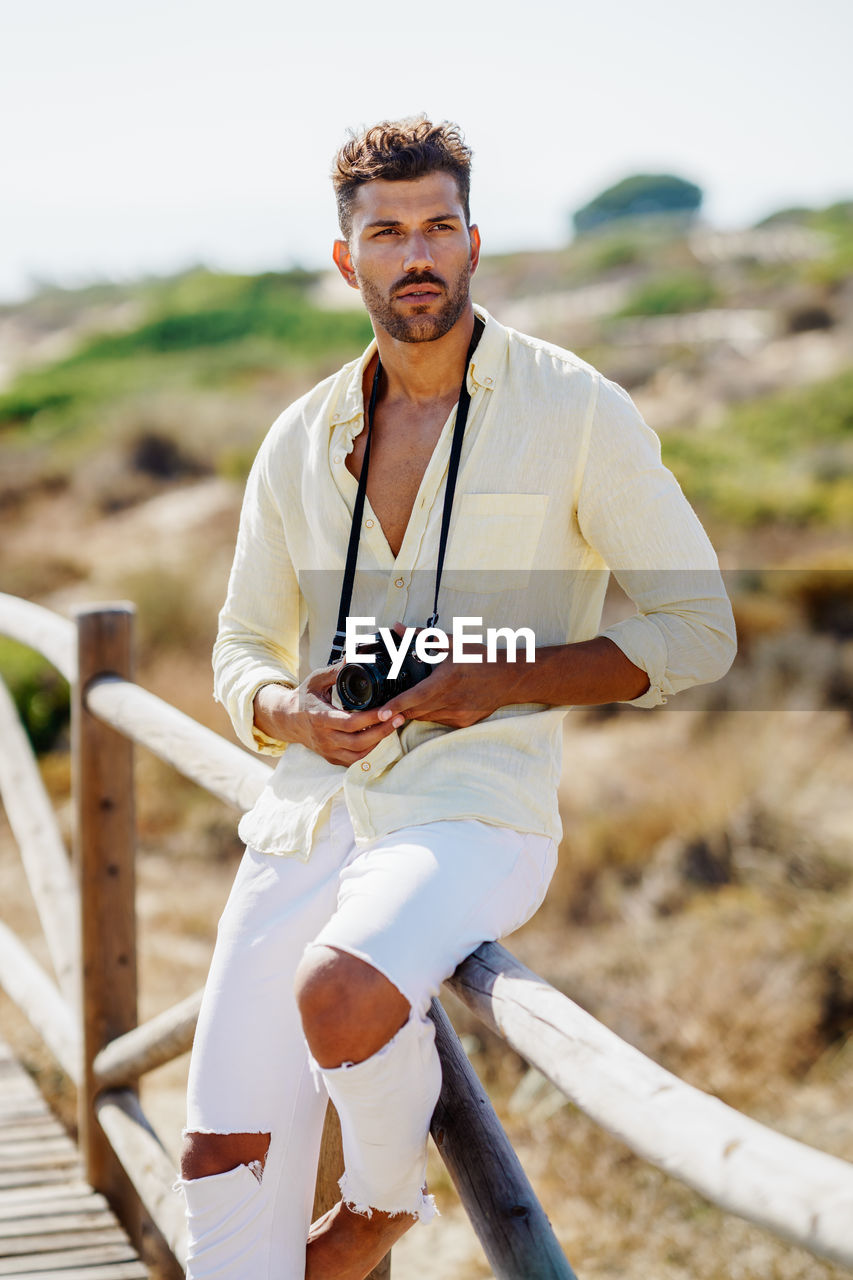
left=252, top=667, right=404, bottom=767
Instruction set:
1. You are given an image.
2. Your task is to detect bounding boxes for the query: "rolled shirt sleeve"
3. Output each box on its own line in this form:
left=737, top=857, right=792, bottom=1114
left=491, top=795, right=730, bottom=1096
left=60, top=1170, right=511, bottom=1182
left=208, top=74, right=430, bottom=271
left=577, top=375, right=737, bottom=706
left=213, top=433, right=301, bottom=753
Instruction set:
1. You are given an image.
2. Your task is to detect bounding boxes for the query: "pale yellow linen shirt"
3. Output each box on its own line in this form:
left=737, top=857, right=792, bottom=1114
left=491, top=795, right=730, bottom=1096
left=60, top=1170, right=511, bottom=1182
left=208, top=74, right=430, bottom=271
left=213, top=304, right=736, bottom=858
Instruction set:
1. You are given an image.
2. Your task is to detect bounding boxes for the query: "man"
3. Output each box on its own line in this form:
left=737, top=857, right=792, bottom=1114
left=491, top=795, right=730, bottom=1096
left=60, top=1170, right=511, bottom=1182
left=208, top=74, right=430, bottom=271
left=176, top=117, right=736, bottom=1279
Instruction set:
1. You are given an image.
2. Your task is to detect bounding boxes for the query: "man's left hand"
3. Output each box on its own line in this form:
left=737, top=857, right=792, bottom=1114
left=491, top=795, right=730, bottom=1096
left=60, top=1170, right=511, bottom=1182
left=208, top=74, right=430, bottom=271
left=377, top=644, right=513, bottom=729
left=373, top=624, right=651, bottom=727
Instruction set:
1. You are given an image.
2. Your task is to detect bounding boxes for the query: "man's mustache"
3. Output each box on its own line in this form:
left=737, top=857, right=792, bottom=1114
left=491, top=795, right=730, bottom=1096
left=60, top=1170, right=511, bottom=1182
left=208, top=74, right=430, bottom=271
left=392, top=272, right=446, bottom=296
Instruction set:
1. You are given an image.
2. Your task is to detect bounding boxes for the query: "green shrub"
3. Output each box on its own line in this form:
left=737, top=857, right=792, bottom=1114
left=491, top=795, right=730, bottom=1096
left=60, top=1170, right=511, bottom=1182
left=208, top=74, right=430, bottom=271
left=617, top=271, right=718, bottom=317
left=663, top=369, right=853, bottom=527
left=70, top=273, right=372, bottom=362
left=0, top=387, right=74, bottom=423
left=806, top=216, right=853, bottom=289
left=589, top=237, right=642, bottom=272
left=0, top=637, right=70, bottom=754
left=0, top=273, right=373, bottom=432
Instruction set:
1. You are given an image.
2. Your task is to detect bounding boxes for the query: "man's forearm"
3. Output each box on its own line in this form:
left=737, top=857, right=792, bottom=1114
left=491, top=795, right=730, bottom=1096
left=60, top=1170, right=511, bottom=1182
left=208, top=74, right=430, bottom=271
left=501, top=636, right=650, bottom=707
left=378, top=634, right=651, bottom=729
left=253, top=683, right=300, bottom=743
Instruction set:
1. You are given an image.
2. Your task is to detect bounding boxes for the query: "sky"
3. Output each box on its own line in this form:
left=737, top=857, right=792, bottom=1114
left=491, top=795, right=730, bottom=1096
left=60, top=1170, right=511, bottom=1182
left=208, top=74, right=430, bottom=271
left=2, top=0, right=851, bottom=302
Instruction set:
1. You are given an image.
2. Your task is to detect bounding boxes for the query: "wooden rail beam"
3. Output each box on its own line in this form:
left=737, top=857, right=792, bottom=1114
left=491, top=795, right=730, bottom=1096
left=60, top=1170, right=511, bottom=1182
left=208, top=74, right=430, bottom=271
left=449, top=941, right=853, bottom=1269
left=0, top=591, right=76, bottom=681
left=85, top=676, right=270, bottom=812
left=93, top=989, right=203, bottom=1089
left=0, top=676, right=80, bottom=1007
left=73, top=604, right=142, bottom=1250
left=96, top=1090, right=188, bottom=1268
left=0, top=920, right=80, bottom=1082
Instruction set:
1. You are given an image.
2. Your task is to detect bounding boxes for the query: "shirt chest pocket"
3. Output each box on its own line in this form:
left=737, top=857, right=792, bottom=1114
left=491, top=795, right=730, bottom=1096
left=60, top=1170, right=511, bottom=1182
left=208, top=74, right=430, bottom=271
left=442, top=492, right=549, bottom=591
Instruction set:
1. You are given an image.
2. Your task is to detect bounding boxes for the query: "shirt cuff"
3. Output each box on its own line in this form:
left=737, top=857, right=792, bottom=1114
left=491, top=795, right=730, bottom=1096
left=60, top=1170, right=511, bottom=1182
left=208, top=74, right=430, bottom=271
left=248, top=679, right=296, bottom=755
left=600, top=617, right=668, bottom=709
left=251, top=726, right=290, bottom=756
left=214, top=670, right=297, bottom=754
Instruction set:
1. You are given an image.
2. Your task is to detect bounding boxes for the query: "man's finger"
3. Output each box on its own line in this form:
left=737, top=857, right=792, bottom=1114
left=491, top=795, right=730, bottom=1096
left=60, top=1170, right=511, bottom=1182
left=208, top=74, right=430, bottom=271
left=338, top=705, right=400, bottom=733
left=377, top=670, right=449, bottom=720
left=377, top=687, right=429, bottom=722
left=327, top=730, right=394, bottom=765
left=307, top=663, right=344, bottom=690
left=304, top=689, right=388, bottom=733
left=333, top=723, right=395, bottom=749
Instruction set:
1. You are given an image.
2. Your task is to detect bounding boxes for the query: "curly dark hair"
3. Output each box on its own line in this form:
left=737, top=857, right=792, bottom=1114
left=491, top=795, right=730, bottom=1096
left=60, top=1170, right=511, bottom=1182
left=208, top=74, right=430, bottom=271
left=332, top=115, right=472, bottom=239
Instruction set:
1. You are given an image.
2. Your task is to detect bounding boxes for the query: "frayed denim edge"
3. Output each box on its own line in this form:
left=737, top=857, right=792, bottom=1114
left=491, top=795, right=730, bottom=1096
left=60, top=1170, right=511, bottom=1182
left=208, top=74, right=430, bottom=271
left=338, top=1172, right=438, bottom=1225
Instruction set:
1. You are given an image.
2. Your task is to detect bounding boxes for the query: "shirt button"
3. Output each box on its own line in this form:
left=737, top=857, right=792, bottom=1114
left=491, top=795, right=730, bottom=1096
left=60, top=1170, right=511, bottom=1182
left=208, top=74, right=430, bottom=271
left=395, top=577, right=405, bottom=588
left=360, top=761, right=371, bottom=771
left=333, top=455, right=342, bottom=464
left=365, top=518, right=375, bottom=529
left=484, top=376, right=493, bottom=386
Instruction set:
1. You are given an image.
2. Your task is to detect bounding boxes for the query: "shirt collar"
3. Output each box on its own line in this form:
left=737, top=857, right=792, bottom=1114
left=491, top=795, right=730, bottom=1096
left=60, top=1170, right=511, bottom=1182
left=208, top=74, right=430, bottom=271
left=330, top=303, right=507, bottom=438
left=468, top=303, right=506, bottom=392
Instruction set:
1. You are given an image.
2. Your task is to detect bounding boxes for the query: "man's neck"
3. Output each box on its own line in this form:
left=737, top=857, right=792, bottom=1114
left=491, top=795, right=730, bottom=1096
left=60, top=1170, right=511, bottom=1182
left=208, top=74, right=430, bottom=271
left=372, top=304, right=476, bottom=405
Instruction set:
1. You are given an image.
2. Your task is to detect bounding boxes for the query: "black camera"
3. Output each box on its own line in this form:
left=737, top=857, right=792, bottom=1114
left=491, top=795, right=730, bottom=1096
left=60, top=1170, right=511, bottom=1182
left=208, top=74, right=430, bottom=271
left=335, top=633, right=431, bottom=712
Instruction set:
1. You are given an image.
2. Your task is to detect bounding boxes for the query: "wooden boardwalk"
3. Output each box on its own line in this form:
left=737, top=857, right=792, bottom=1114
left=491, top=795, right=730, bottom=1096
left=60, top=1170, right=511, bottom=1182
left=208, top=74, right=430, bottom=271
left=0, top=1037, right=148, bottom=1280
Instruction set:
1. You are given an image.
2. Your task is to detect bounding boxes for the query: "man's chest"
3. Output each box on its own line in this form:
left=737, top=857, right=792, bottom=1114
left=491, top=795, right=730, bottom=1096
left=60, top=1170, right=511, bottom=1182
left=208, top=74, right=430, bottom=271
left=345, top=395, right=457, bottom=559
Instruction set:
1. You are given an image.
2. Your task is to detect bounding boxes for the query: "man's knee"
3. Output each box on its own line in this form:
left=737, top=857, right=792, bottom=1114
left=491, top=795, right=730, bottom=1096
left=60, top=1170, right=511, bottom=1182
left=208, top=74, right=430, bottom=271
left=180, top=1130, right=271, bottom=1182
left=294, top=945, right=410, bottom=1069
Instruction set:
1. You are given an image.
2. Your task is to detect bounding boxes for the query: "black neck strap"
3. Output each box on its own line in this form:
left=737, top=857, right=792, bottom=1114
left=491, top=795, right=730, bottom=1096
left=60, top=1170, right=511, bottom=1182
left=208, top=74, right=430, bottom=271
left=329, top=317, right=484, bottom=663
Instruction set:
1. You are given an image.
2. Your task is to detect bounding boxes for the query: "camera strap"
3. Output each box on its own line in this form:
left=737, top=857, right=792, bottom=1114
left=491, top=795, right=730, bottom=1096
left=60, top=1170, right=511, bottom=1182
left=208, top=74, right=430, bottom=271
left=328, top=316, right=484, bottom=663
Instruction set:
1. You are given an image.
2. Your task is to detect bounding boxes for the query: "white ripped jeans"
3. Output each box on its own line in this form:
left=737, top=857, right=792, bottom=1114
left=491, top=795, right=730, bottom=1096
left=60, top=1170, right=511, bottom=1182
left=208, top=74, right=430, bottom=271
left=177, top=794, right=557, bottom=1279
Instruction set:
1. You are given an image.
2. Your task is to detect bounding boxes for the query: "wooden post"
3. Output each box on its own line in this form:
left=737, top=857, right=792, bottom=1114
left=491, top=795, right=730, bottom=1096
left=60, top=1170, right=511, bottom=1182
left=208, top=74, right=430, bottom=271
left=312, top=1102, right=345, bottom=1222
left=313, top=1103, right=391, bottom=1279
left=430, top=999, right=576, bottom=1279
left=72, top=604, right=142, bottom=1249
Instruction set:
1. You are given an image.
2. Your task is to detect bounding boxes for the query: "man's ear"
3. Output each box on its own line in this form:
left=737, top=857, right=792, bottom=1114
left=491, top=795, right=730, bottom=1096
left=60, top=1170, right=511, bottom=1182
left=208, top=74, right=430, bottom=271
left=468, top=224, right=481, bottom=277
left=333, top=239, right=360, bottom=290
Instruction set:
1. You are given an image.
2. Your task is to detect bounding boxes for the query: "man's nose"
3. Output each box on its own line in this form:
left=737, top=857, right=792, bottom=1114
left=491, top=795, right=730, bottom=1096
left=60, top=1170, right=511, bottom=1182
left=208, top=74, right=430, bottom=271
left=402, top=232, right=435, bottom=273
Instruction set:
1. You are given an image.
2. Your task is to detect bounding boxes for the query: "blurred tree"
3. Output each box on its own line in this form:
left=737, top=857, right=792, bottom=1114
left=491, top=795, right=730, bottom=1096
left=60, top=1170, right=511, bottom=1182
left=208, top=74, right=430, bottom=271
left=573, top=174, right=703, bottom=235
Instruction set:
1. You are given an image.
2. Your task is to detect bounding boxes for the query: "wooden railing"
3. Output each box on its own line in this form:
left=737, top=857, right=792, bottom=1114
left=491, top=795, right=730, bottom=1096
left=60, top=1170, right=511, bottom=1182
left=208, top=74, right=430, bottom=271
left=1, top=591, right=852, bottom=1277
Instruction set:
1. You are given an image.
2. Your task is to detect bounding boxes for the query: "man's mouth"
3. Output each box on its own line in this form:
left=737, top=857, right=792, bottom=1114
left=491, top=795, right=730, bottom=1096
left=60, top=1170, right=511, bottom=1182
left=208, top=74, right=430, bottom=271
left=395, top=281, right=444, bottom=301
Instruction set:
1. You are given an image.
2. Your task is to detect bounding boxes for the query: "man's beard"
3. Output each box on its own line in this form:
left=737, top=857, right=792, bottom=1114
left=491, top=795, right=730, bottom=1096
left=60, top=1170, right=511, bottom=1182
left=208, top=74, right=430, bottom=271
left=356, top=266, right=472, bottom=343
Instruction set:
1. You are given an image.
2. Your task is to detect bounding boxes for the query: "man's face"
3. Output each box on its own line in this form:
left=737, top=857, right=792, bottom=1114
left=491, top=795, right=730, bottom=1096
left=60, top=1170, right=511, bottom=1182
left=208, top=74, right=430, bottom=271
left=334, top=171, right=480, bottom=344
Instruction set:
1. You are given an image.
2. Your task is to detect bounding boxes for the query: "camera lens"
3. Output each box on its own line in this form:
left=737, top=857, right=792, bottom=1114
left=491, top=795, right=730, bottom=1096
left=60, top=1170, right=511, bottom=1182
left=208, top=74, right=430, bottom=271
left=337, top=664, right=379, bottom=711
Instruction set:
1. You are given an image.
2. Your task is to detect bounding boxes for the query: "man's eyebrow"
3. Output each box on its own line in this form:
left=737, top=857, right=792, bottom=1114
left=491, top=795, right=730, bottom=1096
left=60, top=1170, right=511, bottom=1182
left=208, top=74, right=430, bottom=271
left=364, top=212, right=462, bottom=229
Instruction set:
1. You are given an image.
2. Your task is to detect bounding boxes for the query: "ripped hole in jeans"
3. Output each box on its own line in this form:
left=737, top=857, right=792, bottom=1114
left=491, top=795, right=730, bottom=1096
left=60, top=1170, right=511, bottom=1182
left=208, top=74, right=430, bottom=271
left=180, top=1130, right=271, bottom=1184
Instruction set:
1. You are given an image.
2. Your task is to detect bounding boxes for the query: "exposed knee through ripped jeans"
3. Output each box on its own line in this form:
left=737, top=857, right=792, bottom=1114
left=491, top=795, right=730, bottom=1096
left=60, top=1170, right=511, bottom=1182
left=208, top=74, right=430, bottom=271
left=177, top=795, right=557, bottom=1279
